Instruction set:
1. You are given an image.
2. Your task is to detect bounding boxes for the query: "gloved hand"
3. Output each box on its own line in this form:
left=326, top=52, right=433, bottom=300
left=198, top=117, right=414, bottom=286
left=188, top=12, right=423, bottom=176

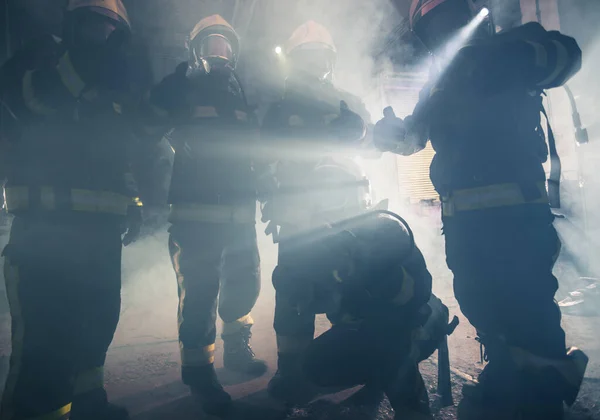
left=328, top=100, right=366, bottom=144
left=373, top=106, right=407, bottom=153
left=122, top=205, right=142, bottom=247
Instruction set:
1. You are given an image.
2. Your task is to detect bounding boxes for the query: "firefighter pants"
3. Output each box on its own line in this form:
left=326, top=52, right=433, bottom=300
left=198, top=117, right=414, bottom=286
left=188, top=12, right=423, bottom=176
left=168, top=222, right=260, bottom=385
left=272, top=239, right=317, bottom=353
left=302, top=322, right=429, bottom=413
left=0, top=216, right=123, bottom=420
left=443, top=203, right=566, bottom=359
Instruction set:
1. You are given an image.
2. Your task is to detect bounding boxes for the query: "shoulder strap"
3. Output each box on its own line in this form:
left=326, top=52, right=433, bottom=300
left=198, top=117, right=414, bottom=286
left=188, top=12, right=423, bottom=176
left=540, top=104, right=561, bottom=209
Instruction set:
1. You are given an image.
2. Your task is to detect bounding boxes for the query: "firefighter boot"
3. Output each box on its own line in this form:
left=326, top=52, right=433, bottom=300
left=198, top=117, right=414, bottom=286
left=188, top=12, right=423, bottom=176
left=386, top=367, right=432, bottom=420
left=222, top=324, right=268, bottom=376
left=268, top=353, right=319, bottom=405
left=70, top=389, right=130, bottom=420
left=343, top=384, right=385, bottom=417
left=184, top=364, right=232, bottom=415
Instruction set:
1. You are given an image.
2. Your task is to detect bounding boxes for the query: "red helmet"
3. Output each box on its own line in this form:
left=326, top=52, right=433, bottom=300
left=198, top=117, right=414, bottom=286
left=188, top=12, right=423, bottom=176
left=406, top=0, right=492, bottom=52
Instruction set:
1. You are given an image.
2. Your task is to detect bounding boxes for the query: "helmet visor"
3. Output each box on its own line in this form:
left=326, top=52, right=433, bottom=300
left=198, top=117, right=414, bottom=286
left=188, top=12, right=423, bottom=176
left=194, top=34, right=234, bottom=64
left=288, top=46, right=335, bottom=81
left=71, top=12, right=130, bottom=49
left=413, top=0, right=471, bottom=52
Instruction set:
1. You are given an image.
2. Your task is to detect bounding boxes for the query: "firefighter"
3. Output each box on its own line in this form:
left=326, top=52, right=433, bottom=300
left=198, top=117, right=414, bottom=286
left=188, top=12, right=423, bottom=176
left=0, top=1, right=142, bottom=419
left=375, top=1, right=587, bottom=418
left=141, top=15, right=265, bottom=415
left=273, top=210, right=441, bottom=418
left=261, top=21, right=380, bottom=401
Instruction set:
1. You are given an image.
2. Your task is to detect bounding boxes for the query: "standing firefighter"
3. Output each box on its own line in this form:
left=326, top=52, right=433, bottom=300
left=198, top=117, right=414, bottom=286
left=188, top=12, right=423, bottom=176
left=0, top=1, right=142, bottom=419
left=141, top=15, right=265, bottom=415
left=261, top=21, right=379, bottom=403
left=274, top=210, right=454, bottom=419
left=375, top=1, right=587, bottom=418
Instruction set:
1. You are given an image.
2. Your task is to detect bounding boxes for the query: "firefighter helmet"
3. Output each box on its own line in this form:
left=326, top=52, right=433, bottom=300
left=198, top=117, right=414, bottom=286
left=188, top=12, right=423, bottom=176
left=188, top=15, right=240, bottom=68
left=285, top=21, right=336, bottom=83
left=406, top=0, right=492, bottom=52
left=286, top=21, right=337, bottom=55
left=67, top=0, right=130, bottom=29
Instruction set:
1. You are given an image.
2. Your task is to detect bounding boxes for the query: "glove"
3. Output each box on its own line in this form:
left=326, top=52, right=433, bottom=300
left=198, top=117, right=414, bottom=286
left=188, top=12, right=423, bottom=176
left=328, top=100, right=366, bottom=144
left=373, top=106, right=407, bottom=153
left=122, top=204, right=142, bottom=246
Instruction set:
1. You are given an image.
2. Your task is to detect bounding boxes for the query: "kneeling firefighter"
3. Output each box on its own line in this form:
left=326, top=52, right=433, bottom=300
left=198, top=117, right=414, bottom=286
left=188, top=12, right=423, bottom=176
left=376, top=1, right=587, bottom=418
left=260, top=21, right=384, bottom=400
left=142, top=15, right=265, bottom=415
left=0, top=1, right=143, bottom=419
left=273, top=210, right=455, bottom=419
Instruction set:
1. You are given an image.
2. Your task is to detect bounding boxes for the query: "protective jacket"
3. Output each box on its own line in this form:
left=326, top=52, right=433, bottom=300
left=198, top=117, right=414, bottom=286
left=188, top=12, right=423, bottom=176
left=0, top=35, right=141, bottom=219
left=147, top=63, right=259, bottom=222
left=388, top=23, right=581, bottom=207
left=261, top=81, right=373, bottom=231
left=277, top=211, right=433, bottom=327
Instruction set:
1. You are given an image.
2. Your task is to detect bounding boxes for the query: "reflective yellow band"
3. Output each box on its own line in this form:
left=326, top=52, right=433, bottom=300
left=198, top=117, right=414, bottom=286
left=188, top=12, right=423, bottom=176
left=33, top=403, right=72, bottom=420
left=151, top=104, right=169, bottom=119
left=192, top=106, right=219, bottom=118
left=222, top=314, right=254, bottom=336
left=190, top=106, right=249, bottom=121
left=2, top=259, right=24, bottom=417
left=234, top=110, right=248, bottom=121
left=180, top=343, right=216, bottom=367
left=391, top=267, right=415, bottom=306
left=5, top=186, right=133, bottom=216
left=442, top=182, right=548, bottom=216
left=276, top=335, right=313, bottom=354
left=131, top=197, right=143, bottom=207
left=169, top=203, right=256, bottom=224
left=73, top=367, right=104, bottom=395
left=22, top=71, right=56, bottom=116
left=112, top=102, right=123, bottom=115
left=56, top=53, right=85, bottom=98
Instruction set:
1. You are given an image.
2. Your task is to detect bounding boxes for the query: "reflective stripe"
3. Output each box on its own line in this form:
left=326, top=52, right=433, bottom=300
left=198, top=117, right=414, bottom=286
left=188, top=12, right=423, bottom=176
left=442, top=182, right=548, bottom=216
left=538, top=40, right=570, bottom=87
left=169, top=203, right=256, bottom=224
left=22, top=71, right=56, bottom=116
left=234, top=110, right=248, bottom=121
left=5, top=186, right=134, bottom=216
left=526, top=41, right=549, bottom=68
left=151, top=104, right=169, bottom=119
left=190, top=106, right=249, bottom=121
left=276, top=335, right=313, bottom=354
left=222, top=314, right=254, bottom=336
left=429, top=86, right=444, bottom=98
left=180, top=344, right=216, bottom=366
left=172, top=238, right=186, bottom=343
left=0, top=259, right=24, bottom=417
left=192, top=106, right=219, bottom=118
left=33, top=403, right=72, bottom=420
left=73, top=367, right=104, bottom=395
left=56, top=53, right=85, bottom=98
left=392, top=267, right=415, bottom=306
left=112, top=103, right=123, bottom=115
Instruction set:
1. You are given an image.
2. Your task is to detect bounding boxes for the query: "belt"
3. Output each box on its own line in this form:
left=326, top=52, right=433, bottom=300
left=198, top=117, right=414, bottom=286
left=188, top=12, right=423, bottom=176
left=441, top=182, right=548, bottom=217
left=169, top=203, right=256, bottom=224
left=4, top=186, right=140, bottom=216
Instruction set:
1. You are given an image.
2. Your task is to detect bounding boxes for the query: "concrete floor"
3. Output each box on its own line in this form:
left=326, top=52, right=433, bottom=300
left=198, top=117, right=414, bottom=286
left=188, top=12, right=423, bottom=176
left=0, top=219, right=599, bottom=419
